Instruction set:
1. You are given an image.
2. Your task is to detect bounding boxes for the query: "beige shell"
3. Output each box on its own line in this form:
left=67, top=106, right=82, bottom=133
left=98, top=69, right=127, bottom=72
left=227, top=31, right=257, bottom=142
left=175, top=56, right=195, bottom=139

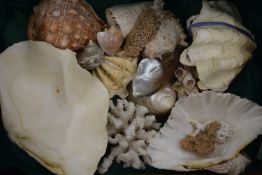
left=205, top=154, right=250, bottom=175
left=124, top=8, right=159, bottom=57
left=129, top=84, right=176, bottom=115
left=180, top=0, right=256, bottom=91
left=28, top=0, right=104, bottom=50
left=93, top=54, right=137, bottom=98
left=106, top=1, right=152, bottom=38
left=144, top=11, right=188, bottom=59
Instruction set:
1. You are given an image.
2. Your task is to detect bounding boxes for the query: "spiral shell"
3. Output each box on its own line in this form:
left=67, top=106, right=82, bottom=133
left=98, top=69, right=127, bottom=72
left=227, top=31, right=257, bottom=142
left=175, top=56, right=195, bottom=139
left=129, top=84, right=176, bottom=115
left=106, top=1, right=152, bottom=38
left=77, top=41, right=104, bottom=70
left=93, top=54, right=137, bottom=98
left=28, top=0, right=104, bottom=50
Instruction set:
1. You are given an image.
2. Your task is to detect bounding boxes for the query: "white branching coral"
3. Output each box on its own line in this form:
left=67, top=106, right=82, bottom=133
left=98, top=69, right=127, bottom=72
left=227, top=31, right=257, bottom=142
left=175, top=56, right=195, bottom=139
left=98, top=99, right=161, bottom=174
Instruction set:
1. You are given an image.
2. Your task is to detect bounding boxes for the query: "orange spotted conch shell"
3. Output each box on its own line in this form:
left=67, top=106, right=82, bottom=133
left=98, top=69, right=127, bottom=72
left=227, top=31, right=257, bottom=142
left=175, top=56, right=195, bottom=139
left=28, top=0, right=105, bottom=51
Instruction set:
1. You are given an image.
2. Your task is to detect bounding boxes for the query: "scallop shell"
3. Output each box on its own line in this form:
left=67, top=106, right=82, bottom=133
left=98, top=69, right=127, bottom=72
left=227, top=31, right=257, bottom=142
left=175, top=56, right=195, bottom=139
left=148, top=91, right=262, bottom=171
left=179, top=0, right=256, bottom=91
left=132, top=58, right=165, bottom=97
left=206, top=154, right=250, bottom=175
left=28, top=0, right=104, bottom=50
left=129, top=84, right=176, bottom=115
left=124, top=8, right=159, bottom=57
left=106, top=1, right=152, bottom=38
left=93, top=54, right=137, bottom=98
left=144, top=11, right=188, bottom=59
left=97, top=26, right=124, bottom=56
left=77, top=41, right=104, bottom=70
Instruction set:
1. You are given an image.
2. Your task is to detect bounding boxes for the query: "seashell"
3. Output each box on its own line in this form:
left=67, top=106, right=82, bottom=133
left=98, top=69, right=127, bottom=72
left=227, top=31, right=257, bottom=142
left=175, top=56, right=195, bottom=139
left=28, top=0, right=105, bottom=50
left=129, top=84, right=176, bottom=115
left=124, top=8, right=159, bottom=57
left=180, top=0, right=257, bottom=91
left=132, top=58, right=165, bottom=97
left=0, top=41, right=109, bottom=175
left=144, top=11, right=188, bottom=59
left=77, top=41, right=104, bottom=70
left=97, top=26, right=124, bottom=56
left=148, top=91, right=262, bottom=171
left=93, top=54, right=137, bottom=98
left=205, top=154, right=251, bottom=175
left=106, top=1, right=152, bottom=38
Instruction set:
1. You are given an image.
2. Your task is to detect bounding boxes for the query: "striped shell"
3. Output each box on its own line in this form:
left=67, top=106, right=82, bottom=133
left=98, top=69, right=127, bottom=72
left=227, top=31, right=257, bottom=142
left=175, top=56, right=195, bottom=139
left=93, top=54, right=137, bottom=98
left=28, top=0, right=104, bottom=50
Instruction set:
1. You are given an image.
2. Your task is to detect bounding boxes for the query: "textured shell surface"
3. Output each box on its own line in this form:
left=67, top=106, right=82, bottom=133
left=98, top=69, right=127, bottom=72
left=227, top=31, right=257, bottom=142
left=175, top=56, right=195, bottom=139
left=77, top=41, right=104, bottom=70
left=148, top=91, right=262, bottom=171
left=144, top=11, right=188, bottom=59
left=0, top=41, right=109, bottom=175
left=106, top=1, right=152, bottom=38
left=179, top=0, right=256, bottom=91
left=28, top=0, right=104, bottom=50
left=205, top=154, right=250, bottom=175
left=129, top=84, right=176, bottom=115
left=124, top=8, right=159, bottom=57
left=93, top=54, right=137, bottom=98
left=97, top=26, right=124, bottom=56
left=132, top=58, right=165, bottom=97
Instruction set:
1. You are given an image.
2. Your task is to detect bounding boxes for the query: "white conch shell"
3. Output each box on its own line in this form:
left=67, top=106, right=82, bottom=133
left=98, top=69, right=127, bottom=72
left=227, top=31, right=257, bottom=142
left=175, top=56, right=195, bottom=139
left=93, top=54, right=137, bottom=98
left=132, top=58, right=165, bottom=97
left=106, top=1, right=152, bottom=38
left=144, top=11, right=187, bottom=59
left=129, top=84, right=176, bottom=115
left=0, top=41, right=109, bottom=175
left=180, top=0, right=256, bottom=91
left=206, top=154, right=251, bottom=175
left=148, top=91, right=262, bottom=171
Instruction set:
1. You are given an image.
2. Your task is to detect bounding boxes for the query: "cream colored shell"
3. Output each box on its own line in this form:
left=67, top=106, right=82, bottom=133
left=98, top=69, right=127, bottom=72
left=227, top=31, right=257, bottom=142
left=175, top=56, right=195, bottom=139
left=0, top=41, right=109, bottom=175
left=148, top=91, right=262, bottom=171
left=93, top=54, right=137, bottom=98
left=180, top=0, right=256, bottom=91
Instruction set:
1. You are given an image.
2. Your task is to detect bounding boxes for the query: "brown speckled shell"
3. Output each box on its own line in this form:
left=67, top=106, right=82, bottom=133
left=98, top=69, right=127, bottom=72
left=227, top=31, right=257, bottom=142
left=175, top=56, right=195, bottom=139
left=124, top=8, right=159, bottom=57
left=28, top=0, right=105, bottom=50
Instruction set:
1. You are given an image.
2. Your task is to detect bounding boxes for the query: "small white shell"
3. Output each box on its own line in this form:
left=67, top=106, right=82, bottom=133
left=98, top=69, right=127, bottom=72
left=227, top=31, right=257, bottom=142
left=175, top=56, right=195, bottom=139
left=205, top=154, right=251, bottom=175
left=129, top=84, right=176, bottom=115
left=148, top=91, right=262, bottom=171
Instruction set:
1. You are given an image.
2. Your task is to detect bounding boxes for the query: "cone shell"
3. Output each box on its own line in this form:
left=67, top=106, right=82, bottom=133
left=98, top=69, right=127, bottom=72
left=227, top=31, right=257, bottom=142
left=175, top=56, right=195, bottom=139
left=180, top=0, right=256, bottom=91
left=148, top=91, right=262, bottom=171
left=93, top=54, right=137, bottom=98
left=106, top=1, right=152, bottom=38
left=28, top=0, right=105, bottom=50
left=124, top=8, right=159, bottom=57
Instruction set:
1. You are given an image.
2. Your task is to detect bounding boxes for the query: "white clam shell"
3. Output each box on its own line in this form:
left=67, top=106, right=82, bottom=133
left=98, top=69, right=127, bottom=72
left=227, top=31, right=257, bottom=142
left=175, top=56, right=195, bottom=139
left=0, top=41, right=109, bottom=175
left=148, top=91, right=262, bottom=171
left=179, top=0, right=256, bottom=92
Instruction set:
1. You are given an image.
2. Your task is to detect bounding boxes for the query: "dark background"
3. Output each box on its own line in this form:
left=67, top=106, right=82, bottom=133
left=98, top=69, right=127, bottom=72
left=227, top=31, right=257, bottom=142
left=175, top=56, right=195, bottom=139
left=0, top=0, right=262, bottom=175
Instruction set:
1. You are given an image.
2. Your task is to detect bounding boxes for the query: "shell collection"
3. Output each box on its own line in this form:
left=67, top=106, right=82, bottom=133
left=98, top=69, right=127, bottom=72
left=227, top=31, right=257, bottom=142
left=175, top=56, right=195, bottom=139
left=0, top=0, right=260, bottom=175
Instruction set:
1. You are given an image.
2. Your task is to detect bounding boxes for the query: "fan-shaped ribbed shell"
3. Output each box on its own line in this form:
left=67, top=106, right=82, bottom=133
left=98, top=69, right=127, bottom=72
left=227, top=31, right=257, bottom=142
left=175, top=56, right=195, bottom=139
left=93, top=55, right=137, bottom=98
left=148, top=91, right=262, bottom=171
left=179, top=0, right=256, bottom=91
left=106, top=1, right=152, bottom=38
left=28, top=0, right=104, bottom=50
